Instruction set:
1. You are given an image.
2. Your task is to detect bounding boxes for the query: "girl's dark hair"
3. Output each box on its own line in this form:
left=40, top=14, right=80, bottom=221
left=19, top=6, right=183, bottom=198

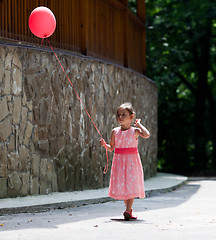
left=116, top=102, right=136, bottom=119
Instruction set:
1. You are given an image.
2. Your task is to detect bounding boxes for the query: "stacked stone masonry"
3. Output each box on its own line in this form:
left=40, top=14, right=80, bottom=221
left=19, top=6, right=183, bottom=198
left=0, top=45, right=157, bottom=198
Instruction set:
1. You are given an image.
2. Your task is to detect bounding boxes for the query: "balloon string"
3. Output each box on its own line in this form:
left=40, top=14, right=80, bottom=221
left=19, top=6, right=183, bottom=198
left=103, top=145, right=109, bottom=174
left=45, top=39, right=109, bottom=174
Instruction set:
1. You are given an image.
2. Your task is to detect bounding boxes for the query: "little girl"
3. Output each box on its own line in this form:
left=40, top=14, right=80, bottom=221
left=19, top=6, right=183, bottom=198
left=100, top=102, right=150, bottom=221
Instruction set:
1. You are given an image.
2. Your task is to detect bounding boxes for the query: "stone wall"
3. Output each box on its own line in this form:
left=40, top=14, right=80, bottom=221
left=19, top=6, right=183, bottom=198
left=0, top=44, right=157, bottom=199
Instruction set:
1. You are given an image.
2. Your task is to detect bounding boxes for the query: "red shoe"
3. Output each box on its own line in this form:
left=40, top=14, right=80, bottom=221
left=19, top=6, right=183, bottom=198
left=130, top=209, right=137, bottom=220
left=123, top=209, right=137, bottom=221
left=123, top=211, right=131, bottom=221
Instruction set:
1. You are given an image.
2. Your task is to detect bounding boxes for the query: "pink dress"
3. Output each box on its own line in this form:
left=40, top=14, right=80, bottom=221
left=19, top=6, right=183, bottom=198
left=108, top=127, right=145, bottom=200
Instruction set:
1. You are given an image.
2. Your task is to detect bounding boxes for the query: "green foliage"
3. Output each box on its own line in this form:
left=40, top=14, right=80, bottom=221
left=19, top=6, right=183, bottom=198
left=146, top=0, right=216, bottom=174
left=128, top=0, right=137, bottom=15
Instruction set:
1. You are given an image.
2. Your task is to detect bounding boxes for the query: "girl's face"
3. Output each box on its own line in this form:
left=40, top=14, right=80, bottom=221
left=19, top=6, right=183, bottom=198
left=117, top=108, right=134, bottom=129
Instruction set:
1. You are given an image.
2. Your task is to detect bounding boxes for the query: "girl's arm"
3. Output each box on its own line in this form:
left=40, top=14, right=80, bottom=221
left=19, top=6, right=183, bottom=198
left=134, top=119, right=150, bottom=139
left=100, top=129, right=115, bottom=152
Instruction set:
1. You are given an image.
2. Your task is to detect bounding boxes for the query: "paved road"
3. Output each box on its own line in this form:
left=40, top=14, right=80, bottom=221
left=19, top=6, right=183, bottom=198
left=0, top=178, right=215, bottom=240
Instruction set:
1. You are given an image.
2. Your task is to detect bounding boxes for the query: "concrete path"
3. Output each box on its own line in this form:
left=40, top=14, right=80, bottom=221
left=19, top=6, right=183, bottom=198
left=0, top=173, right=187, bottom=215
left=0, top=177, right=215, bottom=240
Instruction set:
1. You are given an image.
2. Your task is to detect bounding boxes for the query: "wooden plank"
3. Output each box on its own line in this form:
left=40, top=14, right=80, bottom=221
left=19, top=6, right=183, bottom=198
left=14, top=0, right=18, bottom=36
left=132, top=0, right=146, bottom=74
left=8, top=0, right=11, bottom=37
left=123, top=4, right=128, bottom=67
left=59, top=0, right=62, bottom=47
left=24, top=0, right=27, bottom=40
left=128, top=16, right=145, bottom=73
left=118, top=0, right=128, bottom=6
left=17, top=0, right=21, bottom=40
left=11, top=0, right=14, bottom=37
left=1, top=0, right=5, bottom=37
left=128, top=9, right=145, bottom=27
left=65, top=0, right=68, bottom=47
left=63, top=0, right=66, bottom=48
left=69, top=0, right=73, bottom=50
left=114, top=7, right=124, bottom=65
left=74, top=0, right=80, bottom=51
left=50, top=0, right=57, bottom=46
left=5, top=0, right=8, bottom=37
left=21, top=0, right=24, bottom=41
left=25, top=0, right=28, bottom=41
left=90, top=0, right=96, bottom=55
left=137, top=0, right=146, bottom=22
left=60, top=0, right=64, bottom=48
left=79, top=0, right=90, bottom=55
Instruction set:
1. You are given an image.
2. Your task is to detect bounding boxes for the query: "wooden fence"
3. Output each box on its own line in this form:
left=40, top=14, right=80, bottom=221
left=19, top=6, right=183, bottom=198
left=0, top=0, right=146, bottom=74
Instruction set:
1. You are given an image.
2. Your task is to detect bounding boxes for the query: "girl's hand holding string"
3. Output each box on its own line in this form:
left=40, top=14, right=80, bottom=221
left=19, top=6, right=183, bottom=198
left=100, top=138, right=107, bottom=148
left=100, top=130, right=115, bottom=152
left=100, top=138, right=109, bottom=174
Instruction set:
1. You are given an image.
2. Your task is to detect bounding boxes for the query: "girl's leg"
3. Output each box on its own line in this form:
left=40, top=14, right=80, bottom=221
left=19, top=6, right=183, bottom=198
left=123, top=198, right=137, bottom=220
left=124, top=198, right=134, bottom=212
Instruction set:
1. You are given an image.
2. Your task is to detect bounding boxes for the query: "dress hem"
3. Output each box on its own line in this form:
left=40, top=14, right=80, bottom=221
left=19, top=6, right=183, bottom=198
left=108, top=193, right=145, bottom=200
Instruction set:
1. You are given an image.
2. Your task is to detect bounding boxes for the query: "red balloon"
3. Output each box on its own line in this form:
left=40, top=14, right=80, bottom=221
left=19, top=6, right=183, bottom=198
left=29, top=6, right=56, bottom=38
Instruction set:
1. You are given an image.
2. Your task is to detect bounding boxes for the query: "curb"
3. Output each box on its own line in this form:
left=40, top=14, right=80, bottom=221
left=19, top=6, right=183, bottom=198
left=145, top=178, right=188, bottom=197
left=0, top=197, right=112, bottom=215
left=0, top=173, right=188, bottom=215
